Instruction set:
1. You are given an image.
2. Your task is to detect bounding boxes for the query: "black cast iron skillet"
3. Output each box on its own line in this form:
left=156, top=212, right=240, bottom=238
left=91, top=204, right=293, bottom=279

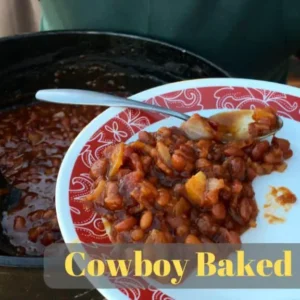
left=0, top=30, right=230, bottom=267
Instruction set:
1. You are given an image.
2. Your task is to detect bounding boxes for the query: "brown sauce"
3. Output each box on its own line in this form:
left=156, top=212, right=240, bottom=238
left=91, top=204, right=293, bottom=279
left=264, top=186, right=297, bottom=224
left=264, top=213, right=285, bottom=224
left=272, top=186, right=297, bottom=205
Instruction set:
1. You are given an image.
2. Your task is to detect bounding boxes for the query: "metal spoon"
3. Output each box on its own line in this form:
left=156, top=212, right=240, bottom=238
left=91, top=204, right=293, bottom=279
left=35, top=89, right=283, bottom=140
left=36, top=89, right=189, bottom=121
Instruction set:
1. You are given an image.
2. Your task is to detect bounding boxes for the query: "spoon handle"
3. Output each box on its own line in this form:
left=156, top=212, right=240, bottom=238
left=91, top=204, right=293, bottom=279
left=35, top=89, right=190, bottom=121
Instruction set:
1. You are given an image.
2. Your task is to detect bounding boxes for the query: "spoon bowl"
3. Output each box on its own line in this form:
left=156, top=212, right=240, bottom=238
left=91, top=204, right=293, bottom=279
left=209, top=109, right=283, bottom=141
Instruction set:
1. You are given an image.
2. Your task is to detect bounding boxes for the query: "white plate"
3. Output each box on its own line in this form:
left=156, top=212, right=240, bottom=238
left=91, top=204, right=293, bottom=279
left=56, top=78, right=300, bottom=300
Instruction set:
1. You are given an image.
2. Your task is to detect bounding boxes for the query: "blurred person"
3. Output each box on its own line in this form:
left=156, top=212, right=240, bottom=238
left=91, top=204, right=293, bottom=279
left=39, top=0, right=300, bottom=83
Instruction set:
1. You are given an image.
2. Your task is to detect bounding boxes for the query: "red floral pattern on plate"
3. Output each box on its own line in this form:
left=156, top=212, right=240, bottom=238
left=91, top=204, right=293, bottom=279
left=68, top=86, right=300, bottom=300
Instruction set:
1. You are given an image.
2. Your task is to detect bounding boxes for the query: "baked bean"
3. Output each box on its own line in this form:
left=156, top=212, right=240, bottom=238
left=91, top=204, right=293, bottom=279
left=157, top=188, right=170, bottom=206
left=43, top=209, right=56, bottom=219
left=213, top=164, right=227, bottom=179
left=138, top=131, right=155, bottom=145
left=106, top=181, right=119, bottom=196
left=49, top=216, right=59, bottom=231
left=51, top=158, right=61, bottom=167
left=247, top=167, right=257, bottom=181
left=197, top=140, right=211, bottom=158
left=272, top=137, right=290, bottom=153
left=156, top=158, right=172, bottom=175
left=28, top=131, right=43, bottom=145
left=130, top=153, right=144, bottom=172
left=248, top=123, right=270, bottom=138
left=200, top=236, right=214, bottom=243
left=191, top=225, right=201, bottom=236
left=251, top=141, right=269, bottom=161
left=215, top=228, right=241, bottom=244
left=104, top=195, right=123, bottom=210
left=61, top=117, right=70, bottom=129
left=167, top=216, right=189, bottom=229
left=228, top=157, right=246, bottom=181
left=14, top=216, right=26, bottom=231
left=117, top=168, right=131, bottom=180
left=242, top=183, right=255, bottom=198
left=219, top=188, right=232, bottom=201
left=173, top=197, right=191, bottom=216
left=104, top=182, right=122, bottom=206
left=41, top=232, right=55, bottom=246
left=239, top=198, right=253, bottom=223
left=251, top=162, right=265, bottom=175
left=276, top=162, right=287, bottom=172
left=141, top=156, right=152, bottom=171
left=197, top=214, right=218, bottom=236
left=131, top=180, right=158, bottom=208
left=164, top=231, right=174, bottom=243
left=179, top=144, right=196, bottom=160
left=90, top=158, right=108, bottom=179
left=28, top=210, right=45, bottom=222
left=224, top=216, right=235, bottom=230
left=208, top=144, right=224, bottom=161
left=176, top=224, right=189, bottom=237
left=115, top=217, right=137, bottom=232
left=156, top=141, right=171, bottom=166
left=140, top=211, right=153, bottom=230
left=173, top=183, right=185, bottom=196
left=229, top=206, right=244, bottom=225
left=146, top=147, right=156, bottom=158
left=283, top=149, right=293, bottom=160
left=185, top=234, right=201, bottom=244
left=119, top=171, right=143, bottom=202
left=264, top=148, right=283, bottom=164
left=148, top=176, right=158, bottom=185
left=212, top=203, right=226, bottom=220
left=145, top=229, right=168, bottom=243
left=224, top=146, right=244, bottom=157
left=123, top=146, right=134, bottom=158
left=226, top=230, right=241, bottom=244
left=232, top=180, right=243, bottom=194
left=103, top=145, right=115, bottom=159
left=171, top=153, right=186, bottom=171
left=262, top=163, right=274, bottom=174
left=131, top=228, right=145, bottom=241
left=28, top=226, right=45, bottom=243
left=157, top=127, right=172, bottom=138
left=196, top=158, right=212, bottom=173
left=53, top=111, right=65, bottom=119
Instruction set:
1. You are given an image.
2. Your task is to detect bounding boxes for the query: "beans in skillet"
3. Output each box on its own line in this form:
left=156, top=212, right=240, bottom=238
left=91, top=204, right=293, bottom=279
left=0, top=103, right=103, bottom=255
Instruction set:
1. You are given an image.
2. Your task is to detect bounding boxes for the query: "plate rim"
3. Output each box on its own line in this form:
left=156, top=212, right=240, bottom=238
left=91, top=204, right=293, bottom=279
left=56, top=78, right=300, bottom=300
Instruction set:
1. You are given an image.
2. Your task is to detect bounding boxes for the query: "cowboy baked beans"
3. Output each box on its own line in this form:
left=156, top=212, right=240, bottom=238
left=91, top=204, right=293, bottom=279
left=85, top=115, right=293, bottom=245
